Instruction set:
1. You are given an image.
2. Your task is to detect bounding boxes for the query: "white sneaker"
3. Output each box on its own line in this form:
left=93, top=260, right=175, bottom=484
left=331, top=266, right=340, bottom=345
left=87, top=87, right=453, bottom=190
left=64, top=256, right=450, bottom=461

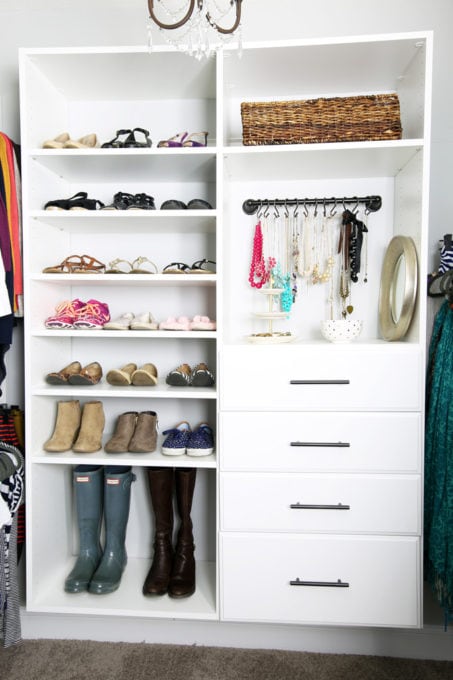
left=103, top=312, right=134, bottom=330
left=130, top=311, right=158, bottom=330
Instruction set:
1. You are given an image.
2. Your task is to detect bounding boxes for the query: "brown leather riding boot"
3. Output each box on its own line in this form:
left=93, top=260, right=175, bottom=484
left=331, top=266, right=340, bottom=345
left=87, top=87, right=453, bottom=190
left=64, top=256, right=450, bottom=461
left=168, top=467, right=197, bottom=598
left=143, top=467, right=174, bottom=596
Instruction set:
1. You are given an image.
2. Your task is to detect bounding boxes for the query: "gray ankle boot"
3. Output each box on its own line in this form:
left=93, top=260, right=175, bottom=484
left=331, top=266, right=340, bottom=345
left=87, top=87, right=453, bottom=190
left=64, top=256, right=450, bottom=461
left=88, top=466, right=135, bottom=594
left=64, top=465, right=103, bottom=593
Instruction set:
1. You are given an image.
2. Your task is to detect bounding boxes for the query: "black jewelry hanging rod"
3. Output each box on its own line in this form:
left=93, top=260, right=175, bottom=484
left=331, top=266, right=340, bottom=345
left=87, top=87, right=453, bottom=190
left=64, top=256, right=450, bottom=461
left=242, top=195, right=382, bottom=216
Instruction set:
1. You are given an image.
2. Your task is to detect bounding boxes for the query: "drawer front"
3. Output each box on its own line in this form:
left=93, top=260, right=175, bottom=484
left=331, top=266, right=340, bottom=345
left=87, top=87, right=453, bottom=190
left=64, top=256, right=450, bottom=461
left=221, top=473, right=420, bottom=534
left=220, top=533, right=420, bottom=627
left=220, top=412, right=421, bottom=473
left=220, top=346, right=421, bottom=411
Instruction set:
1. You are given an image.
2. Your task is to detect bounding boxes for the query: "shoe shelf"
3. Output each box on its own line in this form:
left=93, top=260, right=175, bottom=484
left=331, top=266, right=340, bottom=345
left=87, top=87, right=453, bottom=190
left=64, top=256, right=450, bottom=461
left=33, top=384, right=217, bottom=400
left=21, top=43, right=220, bottom=620
left=28, top=148, right=217, bottom=183
left=31, top=448, right=217, bottom=469
left=31, top=330, right=218, bottom=339
left=30, top=211, right=217, bottom=234
left=27, top=557, right=217, bottom=620
left=31, top=274, right=217, bottom=286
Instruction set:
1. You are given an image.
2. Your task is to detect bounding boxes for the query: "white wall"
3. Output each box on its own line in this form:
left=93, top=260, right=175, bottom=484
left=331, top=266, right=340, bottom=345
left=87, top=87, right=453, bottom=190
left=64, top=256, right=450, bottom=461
left=2, top=0, right=453, bottom=656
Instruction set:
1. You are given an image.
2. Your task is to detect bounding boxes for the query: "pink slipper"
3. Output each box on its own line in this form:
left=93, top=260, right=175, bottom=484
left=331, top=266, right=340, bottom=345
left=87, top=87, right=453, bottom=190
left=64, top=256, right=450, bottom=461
left=190, top=315, right=216, bottom=331
left=159, top=316, right=191, bottom=331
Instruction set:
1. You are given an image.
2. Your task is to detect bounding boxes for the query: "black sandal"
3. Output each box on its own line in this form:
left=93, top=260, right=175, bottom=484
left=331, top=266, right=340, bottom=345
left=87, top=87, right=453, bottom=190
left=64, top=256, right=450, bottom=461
left=101, top=129, right=132, bottom=148
left=124, top=127, right=152, bottom=148
left=101, top=192, right=135, bottom=210
left=162, top=262, right=191, bottom=274
left=160, top=200, right=187, bottom=210
left=44, top=192, right=104, bottom=211
left=189, top=259, right=216, bottom=274
left=127, top=193, right=156, bottom=210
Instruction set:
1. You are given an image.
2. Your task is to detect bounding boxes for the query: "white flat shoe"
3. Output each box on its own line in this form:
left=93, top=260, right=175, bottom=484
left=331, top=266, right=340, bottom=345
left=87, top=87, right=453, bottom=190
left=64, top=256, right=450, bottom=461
left=130, top=311, right=158, bottom=330
left=42, top=132, right=70, bottom=149
left=103, top=312, right=134, bottom=330
left=64, top=133, right=98, bottom=149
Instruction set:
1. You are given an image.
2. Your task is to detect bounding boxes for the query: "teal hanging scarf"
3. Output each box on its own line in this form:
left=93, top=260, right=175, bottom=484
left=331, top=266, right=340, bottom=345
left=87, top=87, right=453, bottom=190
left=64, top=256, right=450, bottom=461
left=424, top=300, right=453, bottom=616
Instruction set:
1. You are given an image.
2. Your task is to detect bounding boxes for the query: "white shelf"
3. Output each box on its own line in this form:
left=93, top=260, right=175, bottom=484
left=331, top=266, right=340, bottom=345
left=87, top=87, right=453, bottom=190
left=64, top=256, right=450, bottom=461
left=32, top=449, right=217, bottom=469
left=32, top=273, right=217, bottom=286
left=27, top=558, right=217, bottom=620
left=30, top=210, right=217, bottom=234
left=33, top=382, right=217, bottom=400
left=223, top=140, right=424, bottom=181
left=29, top=148, right=217, bottom=182
left=31, top=330, right=218, bottom=339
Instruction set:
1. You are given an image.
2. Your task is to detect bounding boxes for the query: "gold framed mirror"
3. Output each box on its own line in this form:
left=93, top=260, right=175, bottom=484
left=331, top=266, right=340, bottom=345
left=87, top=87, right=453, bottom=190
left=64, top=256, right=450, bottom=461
left=378, top=235, right=418, bottom=341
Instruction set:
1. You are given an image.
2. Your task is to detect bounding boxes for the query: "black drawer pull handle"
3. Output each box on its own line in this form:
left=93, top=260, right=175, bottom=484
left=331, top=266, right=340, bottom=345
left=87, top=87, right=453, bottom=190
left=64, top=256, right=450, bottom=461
left=290, top=441, right=350, bottom=448
left=290, top=578, right=349, bottom=588
left=290, top=503, right=350, bottom=510
left=290, top=379, right=350, bottom=385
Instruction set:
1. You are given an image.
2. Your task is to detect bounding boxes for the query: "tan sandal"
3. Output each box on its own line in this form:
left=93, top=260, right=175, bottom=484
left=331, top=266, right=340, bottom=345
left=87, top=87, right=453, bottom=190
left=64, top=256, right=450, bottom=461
left=72, top=255, right=106, bottom=274
left=105, top=258, right=132, bottom=274
left=63, top=133, right=98, bottom=149
left=42, top=255, right=85, bottom=274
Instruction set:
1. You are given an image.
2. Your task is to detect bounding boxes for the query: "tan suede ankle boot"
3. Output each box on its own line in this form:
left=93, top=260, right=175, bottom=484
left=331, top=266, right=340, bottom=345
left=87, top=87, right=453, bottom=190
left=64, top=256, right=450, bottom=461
left=73, top=401, right=105, bottom=453
left=128, top=411, right=158, bottom=453
left=44, top=400, right=81, bottom=452
left=104, top=411, right=138, bottom=454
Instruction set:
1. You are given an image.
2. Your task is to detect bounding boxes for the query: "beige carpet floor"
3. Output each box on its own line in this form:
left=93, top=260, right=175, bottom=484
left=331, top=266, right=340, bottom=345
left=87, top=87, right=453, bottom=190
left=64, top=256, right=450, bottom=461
left=2, top=640, right=453, bottom=680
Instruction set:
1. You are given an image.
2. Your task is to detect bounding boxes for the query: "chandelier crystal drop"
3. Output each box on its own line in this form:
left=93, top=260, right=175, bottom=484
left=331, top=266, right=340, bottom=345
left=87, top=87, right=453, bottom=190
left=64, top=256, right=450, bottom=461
left=147, top=0, right=243, bottom=59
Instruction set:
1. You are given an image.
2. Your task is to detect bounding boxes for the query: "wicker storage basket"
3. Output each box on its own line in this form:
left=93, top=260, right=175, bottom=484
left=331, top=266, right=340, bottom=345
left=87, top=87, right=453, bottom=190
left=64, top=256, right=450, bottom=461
left=241, top=93, right=402, bottom=145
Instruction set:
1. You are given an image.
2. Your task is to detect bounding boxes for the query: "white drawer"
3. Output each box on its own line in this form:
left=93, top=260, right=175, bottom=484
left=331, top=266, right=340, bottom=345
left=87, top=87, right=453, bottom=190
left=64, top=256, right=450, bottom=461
left=220, top=412, right=421, bottom=472
left=221, top=473, right=420, bottom=534
left=220, top=533, right=420, bottom=627
left=220, top=345, right=421, bottom=411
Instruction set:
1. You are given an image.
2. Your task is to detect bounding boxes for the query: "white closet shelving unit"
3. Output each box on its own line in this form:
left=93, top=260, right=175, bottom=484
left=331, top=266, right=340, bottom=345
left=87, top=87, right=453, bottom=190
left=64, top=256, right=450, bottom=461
left=19, top=47, right=220, bottom=619
left=20, top=30, right=432, bottom=630
left=220, top=32, right=432, bottom=628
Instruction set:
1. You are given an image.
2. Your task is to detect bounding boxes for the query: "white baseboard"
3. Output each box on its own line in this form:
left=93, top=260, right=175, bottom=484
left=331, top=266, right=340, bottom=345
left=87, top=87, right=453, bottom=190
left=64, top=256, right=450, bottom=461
left=20, top=609, right=453, bottom=661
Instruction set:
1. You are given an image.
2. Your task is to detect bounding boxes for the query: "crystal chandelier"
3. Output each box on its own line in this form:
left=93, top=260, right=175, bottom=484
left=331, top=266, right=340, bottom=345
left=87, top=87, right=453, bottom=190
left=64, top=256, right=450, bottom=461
left=147, top=0, right=243, bottom=59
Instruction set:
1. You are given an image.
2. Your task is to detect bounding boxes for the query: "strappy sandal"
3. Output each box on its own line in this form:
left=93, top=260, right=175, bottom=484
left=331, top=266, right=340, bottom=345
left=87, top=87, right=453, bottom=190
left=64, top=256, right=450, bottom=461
left=182, top=132, right=208, bottom=148
left=102, top=192, right=135, bottom=210
left=189, top=259, right=216, bottom=274
left=123, top=127, right=152, bottom=148
left=44, top=192, right=88, bottom=210
left=42, top=255, right=85, bottom=274
left=44, top=192, right=104, bottom=211
left=130, top=257, right=158, bottom=274
left=105, top=258, right=133, bottom=274
left=162, top=262, right=190, bottom=274
left=71, top=255, right=106, bottom=274
left=157, top=132, right=188, bottom=148
left=127, top=193, right=156, bottom=210
left=101, top=129, right=132, bottom=148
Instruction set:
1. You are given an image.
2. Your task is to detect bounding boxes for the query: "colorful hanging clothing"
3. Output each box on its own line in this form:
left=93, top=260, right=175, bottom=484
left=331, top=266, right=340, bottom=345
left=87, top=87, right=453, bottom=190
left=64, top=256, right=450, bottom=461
left=424, top=300, right=453, bottom=621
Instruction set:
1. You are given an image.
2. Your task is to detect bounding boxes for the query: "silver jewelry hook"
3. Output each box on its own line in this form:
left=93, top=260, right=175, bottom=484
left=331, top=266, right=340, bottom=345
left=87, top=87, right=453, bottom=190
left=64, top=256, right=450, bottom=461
left=303, top=199, right=309, bottom=218
left=329, top=197, right=337, bottom=216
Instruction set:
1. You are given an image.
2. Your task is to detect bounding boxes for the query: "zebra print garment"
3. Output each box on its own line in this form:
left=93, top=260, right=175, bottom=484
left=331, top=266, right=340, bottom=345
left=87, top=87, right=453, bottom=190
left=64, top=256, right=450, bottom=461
left=0, top=441, right=24, bottom=647
left=439, top=243, right=453, bottom=275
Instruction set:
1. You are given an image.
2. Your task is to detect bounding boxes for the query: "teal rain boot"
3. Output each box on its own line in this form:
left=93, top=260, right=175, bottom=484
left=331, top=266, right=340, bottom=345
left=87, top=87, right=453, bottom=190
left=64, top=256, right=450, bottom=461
left=88, top=466, right=135, bottom=594
left=64, top=465, right=103, bottom=593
